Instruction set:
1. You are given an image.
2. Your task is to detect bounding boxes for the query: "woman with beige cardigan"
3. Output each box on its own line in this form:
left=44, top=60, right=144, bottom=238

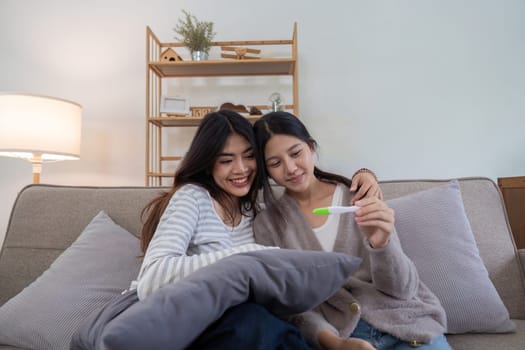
left=253, top=112, right=451, bottom=350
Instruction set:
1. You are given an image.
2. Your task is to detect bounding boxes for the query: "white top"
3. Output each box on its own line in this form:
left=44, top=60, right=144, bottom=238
left=313, top=184, right=343, bottom=251
left=132, top=184, right=273, bottom=299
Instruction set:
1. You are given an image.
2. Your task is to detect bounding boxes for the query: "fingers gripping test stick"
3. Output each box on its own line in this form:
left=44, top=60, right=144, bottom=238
left=312, top=206, right=359, bottom=215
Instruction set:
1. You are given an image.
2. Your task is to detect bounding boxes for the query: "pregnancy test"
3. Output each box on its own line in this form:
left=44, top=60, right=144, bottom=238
left=312, top=205, right=359, bottom=215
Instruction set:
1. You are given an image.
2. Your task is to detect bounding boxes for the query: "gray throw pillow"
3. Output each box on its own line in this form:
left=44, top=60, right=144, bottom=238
left=0, top=211, right=141, bottom=350
left=387, top=180, right=515, bottom=333
left=101, top=249, right=362, bottom=350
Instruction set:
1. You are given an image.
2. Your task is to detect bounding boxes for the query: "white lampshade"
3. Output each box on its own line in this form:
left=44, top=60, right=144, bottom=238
left=0, top=93, right=82, bottom=183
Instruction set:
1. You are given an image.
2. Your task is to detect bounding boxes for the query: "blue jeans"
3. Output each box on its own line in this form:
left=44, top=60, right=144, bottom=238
left=187, top=303, right=310, bottom=350
left=351, top=319, right=452, bottom=350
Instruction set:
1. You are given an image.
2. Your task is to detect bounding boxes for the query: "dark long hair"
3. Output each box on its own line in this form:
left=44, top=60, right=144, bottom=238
left=140, top=110, right=265, bottom=253
left=253, top=111, right=352, bottom=231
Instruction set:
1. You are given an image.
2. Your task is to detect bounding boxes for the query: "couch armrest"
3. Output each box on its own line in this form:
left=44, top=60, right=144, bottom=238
left=519, top=249, right=525, bottom=272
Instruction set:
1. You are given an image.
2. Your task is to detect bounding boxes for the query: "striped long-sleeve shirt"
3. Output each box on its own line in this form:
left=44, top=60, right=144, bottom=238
left=133, top=184, right=273, bottom=299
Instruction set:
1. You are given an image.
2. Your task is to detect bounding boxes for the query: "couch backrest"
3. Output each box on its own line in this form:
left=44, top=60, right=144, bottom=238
left=380, top=177, right=525, bottom=319
left=0, top=184, right=164, bottom=305
left=2, top=178, right=525, bottom=317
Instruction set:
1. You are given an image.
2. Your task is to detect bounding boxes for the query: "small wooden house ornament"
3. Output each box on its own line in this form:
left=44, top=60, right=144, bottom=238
left=160, top=48, right=183, bottom=62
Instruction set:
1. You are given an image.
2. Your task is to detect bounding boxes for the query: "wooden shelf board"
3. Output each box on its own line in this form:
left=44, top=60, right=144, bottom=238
left=147, top=172, right=176, bottom=178
left=149, top=58, right=295, bottom=77
left=160, top=156, right=183, bottom=161
left=149, top=114, right=262, bottom=127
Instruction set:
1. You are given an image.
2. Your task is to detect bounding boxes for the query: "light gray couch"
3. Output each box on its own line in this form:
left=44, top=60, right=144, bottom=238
left=0, top=177, right=524, bottom=350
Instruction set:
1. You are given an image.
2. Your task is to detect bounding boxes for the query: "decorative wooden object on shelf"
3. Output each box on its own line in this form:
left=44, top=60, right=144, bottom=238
left=160, top=48, right=183, bottom=62
left=145, top=24, right=298, bottom=186
left=498, top=176, right=525, bottom=249
left=190, top=106, right=216, bottom=118
left=219, top=102, right=249, bottom=113
left=249, top=106, right=262, bottom=115
left=221, top=46, right=261, bottom=60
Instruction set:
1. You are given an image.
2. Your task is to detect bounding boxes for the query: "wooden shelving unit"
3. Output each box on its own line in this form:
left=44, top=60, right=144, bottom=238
left=145, top=24, right=299, bottom=186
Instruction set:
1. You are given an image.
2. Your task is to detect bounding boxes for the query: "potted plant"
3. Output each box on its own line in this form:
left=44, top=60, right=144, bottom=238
left=174, top=10, right=216, bottom=61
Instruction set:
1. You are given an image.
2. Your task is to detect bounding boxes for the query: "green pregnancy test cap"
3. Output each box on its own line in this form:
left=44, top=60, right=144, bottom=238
left=312, top=208, right=329, bottom=215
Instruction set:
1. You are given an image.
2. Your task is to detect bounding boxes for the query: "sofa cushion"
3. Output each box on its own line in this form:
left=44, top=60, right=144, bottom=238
left=387, top=180, right=515, bottom=333
left=0, top=211, right=141, bottom=350
left=99, top=249, right=362, bottom=350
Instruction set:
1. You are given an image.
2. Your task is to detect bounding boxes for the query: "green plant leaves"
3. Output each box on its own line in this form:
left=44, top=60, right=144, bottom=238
left=174, top=10, right=216, bottom=54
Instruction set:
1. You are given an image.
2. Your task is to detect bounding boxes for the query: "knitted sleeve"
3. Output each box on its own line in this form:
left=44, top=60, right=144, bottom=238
left=136, top=185, right=272, bottom=299
left=365, top=227, right=419, bottom=300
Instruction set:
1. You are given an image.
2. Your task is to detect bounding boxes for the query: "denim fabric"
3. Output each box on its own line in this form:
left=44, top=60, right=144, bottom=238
left=351, top=319, right=452, bottom=350
left=188, top=303, right=310, bottom=350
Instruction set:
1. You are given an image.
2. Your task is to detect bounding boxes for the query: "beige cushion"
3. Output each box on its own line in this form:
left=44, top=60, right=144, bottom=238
left=381, top=178, right=525, bottom=321
left=387, top=181, right=514, bottom=333
left=0, top=211, right=141, bottom=350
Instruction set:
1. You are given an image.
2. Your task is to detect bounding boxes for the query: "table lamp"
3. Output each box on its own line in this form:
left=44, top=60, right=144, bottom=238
left=0, top=93, right=82, bottom=183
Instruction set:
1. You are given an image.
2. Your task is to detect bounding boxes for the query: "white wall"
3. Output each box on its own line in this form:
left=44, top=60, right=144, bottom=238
left=1, top=0, right=524, bottom=247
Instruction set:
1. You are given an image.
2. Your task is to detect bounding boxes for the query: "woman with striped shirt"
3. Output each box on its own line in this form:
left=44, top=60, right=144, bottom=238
left=134, top=109, right=310, bottom=349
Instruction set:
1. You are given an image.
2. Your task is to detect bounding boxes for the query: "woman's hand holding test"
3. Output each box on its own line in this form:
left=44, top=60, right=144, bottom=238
left=353, top=198, right=394, bottom=249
